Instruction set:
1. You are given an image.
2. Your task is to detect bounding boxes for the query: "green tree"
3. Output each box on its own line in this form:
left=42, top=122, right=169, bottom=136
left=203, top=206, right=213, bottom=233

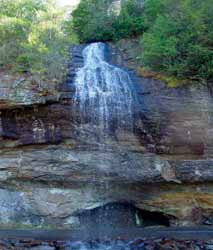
left=142, top=0, right=213, bottom=80
left=142, top=0, right=165, bottom=29
left=71, top=0, right=145, bottom=42
left=113, top=0, right=144, bottom=40
left=0, top=0, right=76, bottom=81
left=71, top=0, right=115, bottom=43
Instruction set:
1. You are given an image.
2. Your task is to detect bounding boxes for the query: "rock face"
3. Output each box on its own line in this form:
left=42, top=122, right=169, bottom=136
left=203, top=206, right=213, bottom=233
left=0, top=41, right=213, bottom=230
left=0, top=70, right=59, bottom=109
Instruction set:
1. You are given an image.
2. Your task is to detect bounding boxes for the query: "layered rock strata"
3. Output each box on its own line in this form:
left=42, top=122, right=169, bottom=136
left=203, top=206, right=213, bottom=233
left=0, top=42, right=212, bottom=229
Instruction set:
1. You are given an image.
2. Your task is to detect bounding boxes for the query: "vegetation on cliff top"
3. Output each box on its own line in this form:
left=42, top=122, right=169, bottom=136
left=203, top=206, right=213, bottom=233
left=0, top=0, right=212, bottom=83
left=0, top=0, right=77, bottom=82
left=70, top=0, right=144, bottom=42
left=71, top=0, right=213, bottom=82
left=142, top=0, right=213, bottom=81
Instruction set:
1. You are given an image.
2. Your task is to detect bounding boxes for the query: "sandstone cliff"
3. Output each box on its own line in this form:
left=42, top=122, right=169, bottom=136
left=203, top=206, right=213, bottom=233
left=0, top=41, right=213, bottom=229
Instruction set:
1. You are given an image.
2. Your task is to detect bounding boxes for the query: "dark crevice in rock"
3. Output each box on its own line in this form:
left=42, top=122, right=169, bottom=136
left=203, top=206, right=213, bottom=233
left=77, top=202, right=172, bottom=229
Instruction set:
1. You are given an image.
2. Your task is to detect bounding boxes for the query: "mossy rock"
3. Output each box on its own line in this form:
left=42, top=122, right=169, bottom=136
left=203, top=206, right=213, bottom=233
left=137, top=67, right=189, bottom=88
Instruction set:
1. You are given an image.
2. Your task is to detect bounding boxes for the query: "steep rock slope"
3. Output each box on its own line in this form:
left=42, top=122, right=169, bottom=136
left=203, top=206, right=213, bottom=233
left=0, top=42, right=212, bottom=229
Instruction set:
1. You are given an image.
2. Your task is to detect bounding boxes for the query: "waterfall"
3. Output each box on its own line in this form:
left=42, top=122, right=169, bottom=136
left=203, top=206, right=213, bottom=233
left=73, top=42, right=135, bottom=141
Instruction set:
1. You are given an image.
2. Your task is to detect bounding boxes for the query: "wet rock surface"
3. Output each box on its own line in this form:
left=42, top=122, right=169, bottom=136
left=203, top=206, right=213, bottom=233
left=109, top=40, right=213, bottom=156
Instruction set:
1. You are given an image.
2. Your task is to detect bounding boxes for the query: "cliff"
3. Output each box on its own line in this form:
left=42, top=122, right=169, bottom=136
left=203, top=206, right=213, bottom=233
left=0, top=41, right=213, bottom=229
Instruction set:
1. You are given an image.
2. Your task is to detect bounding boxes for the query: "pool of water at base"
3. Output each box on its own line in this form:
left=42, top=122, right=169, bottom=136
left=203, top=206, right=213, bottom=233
left=67, top=240, right=145, bottom=250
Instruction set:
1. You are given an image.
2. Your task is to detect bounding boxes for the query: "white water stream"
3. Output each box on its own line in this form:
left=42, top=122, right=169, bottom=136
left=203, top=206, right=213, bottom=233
left=73, top=42, right=135, bottom=139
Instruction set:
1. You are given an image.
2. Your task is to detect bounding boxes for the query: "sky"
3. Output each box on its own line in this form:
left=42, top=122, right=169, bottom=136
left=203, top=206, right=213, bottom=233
left=56, top=0, right=79, bottom=6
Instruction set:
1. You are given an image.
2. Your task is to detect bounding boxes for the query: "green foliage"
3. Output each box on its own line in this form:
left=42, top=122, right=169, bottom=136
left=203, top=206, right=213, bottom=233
left=142, top=0, right=164, bottom=29
left=72, top=0, right=212, bottom=81
left=71, top=0, right=114, bottom=43
left=71, top=0, right=144, bottom=43
left=1, top=0, right=212, bottom=82
left=113, top=1, right=145, bottom=40
left=0, top=0, right=77, bottom=81
left=142, top=0, right=213, bottom=81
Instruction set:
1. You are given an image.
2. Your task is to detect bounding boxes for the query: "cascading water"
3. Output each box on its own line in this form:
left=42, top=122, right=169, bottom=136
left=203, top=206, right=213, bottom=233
left=73, top=42, right=136, bottom=143
left=70, top=43, right=139, bottom=249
